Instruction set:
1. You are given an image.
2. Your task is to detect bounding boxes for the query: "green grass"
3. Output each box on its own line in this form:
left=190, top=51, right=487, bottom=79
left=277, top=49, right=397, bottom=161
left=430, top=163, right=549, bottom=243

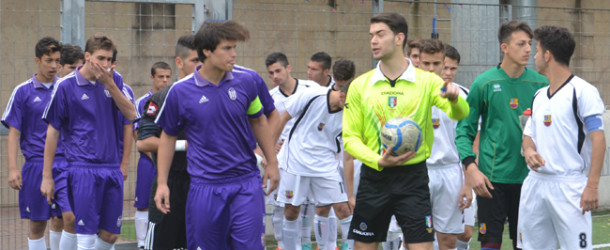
left=119, top=219, right=137, bottom=241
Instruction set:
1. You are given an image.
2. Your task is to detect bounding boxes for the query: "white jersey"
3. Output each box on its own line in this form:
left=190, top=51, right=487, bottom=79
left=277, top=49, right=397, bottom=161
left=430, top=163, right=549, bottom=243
left=426, top=83, right=469, bottom=167
left=269, top=79, right=316, bottom=142
left=524, top=75, right=604, bottom=176
left=278, top=87, right=343, bottom=176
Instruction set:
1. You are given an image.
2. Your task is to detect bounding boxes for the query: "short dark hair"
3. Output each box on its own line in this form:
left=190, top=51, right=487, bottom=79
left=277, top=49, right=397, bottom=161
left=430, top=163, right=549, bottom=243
left=194, top=21, right=249, bottom=63
left=265, top=52, right=290, bottom=67
left=534, top=26, right=575, bottom=66
left=371, top=13, right=408, bottom=49
left=59, top=44, right=84, bottom=65
left=420, top=39, right=445, bottom=56
left=498, top=20, right=533, bottom=44
left=407, top=39, right=422, bottom=56
left=35, top=37, right=62, bottom=59
left=175, top=34, right=196, bottom=59
left=84, top=33, right=115, bottom=55
left=332, top=59, right=355, bottom=81
left=151, top=61, right=172, bottom=76
left=111, top=48, right=118, bottom=63
left=310, top=52, right=332, bottom=70
left=444, top=44, right=460, bottom=64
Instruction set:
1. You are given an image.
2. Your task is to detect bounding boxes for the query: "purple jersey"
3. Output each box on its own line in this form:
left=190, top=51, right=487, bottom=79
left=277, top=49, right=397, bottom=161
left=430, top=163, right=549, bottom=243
left=117, top=81, right=135, bottom=154
left=134, top=90, right=153, bottom=131
left=2, top=74, right=64, bottom=159
left=42, top=66, right=128, bottom=165
left=233, top=65, right=275, bottom=115
left=155, top=65, right=263, bottom=180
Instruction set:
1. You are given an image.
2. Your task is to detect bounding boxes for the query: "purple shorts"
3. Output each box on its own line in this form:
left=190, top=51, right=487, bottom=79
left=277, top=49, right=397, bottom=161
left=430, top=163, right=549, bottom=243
left=186, top=171, right=265, bottom=250
left=19, top=159, right=59, bottom=220
left=134, top=155, right=156, bottom=209
left=52, top=158, right=71, bottom=214
left=69, top=163, right=123, bottom=234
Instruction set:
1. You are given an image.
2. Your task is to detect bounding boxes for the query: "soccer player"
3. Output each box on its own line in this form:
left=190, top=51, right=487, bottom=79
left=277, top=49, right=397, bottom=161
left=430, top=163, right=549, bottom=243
left=343, top=13, right=469, bottom=250
left=2, top=37, right=62, bottom=250
left=519, top=25, right=604, bottom=250
left=275, top=82, right=353, bottom=250
left=58, top=44, right=84, bottom=78
left=41, top=33, right=138, bottom=250
left=132, top=61, right=172, bottom=249
left=266, top=52, right=316, bottom=250
left=153, top=21, right=279, bottom=250
left=455, top=21, right=548, bottom=250
left=406, top=39, right=423, bottom=68
left=137, top=34, right=199, bottom=250
left=308, top=51, right=334, bottom=87
left=419, top=39, right=472, bottom=250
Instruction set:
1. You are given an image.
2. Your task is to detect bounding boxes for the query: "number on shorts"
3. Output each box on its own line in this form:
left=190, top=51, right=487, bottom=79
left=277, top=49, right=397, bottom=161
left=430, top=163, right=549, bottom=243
left=579, top=232, right=587, bottom=248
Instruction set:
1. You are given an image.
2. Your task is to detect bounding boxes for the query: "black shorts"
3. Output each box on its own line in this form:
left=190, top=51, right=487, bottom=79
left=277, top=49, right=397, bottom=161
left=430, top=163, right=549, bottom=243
left=348, top=161, right=434, bottom=243
left=145, top=170, right=190, bottom=250
left=476, top=182, right=522, bottom=243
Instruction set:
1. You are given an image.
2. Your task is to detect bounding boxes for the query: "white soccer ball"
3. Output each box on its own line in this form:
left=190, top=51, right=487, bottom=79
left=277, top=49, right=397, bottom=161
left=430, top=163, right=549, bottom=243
left=380, top=116, right=422, bottom=156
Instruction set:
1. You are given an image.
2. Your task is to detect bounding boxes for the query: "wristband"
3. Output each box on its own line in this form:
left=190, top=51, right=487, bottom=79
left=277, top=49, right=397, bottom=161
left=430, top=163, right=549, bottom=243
left=175, top=140, right=186, bottom=151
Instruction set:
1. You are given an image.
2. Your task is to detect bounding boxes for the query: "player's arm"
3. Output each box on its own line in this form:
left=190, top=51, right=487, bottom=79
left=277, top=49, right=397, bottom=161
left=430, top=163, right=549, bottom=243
left=7, top=127, right=22, bottom=190
left=41, top=124, right=60, bottom=204
left=249, top=99, right=279, bottom=195
left=434, top=81, right=469, bottom=121
left=273, top=111, right=292, bottom=143
left=581, top=123, right=606, bottom=214
left=154, top=130, right=176, bottom=214
left=93, top=63, right=137, bottom=121
left=343, top=152, right=356, bottom=212
left=120, top=123, right=133, bottom=180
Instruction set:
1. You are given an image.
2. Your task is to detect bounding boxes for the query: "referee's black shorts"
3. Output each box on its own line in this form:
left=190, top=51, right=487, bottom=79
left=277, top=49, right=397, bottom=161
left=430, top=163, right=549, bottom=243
left=144, top=171, right=190, bottom=250
left=348, top=161, right=434, bottom=244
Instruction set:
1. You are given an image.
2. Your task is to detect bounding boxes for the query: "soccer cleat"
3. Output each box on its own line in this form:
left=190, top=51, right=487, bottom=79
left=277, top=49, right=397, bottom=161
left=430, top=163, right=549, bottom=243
left=274, top=248, right=283, bottom=250
left=302, top=242, right=313, bottom=250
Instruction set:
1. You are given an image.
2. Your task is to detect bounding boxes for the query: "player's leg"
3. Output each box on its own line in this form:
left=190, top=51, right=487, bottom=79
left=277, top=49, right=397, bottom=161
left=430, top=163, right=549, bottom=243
left=550, top=177, right=592, bottom=250
left=21, top=161, right=51, bottom=250
left=134, top=156, right=156, bottom=249
left=52, top=159, right=76, bottom=250
left=185, top=178, right=231, bottom=249
left=457, top=192, right=475, bottom=250
left=69, top=165, right=107, bottom=249
left=516, top=175, right=557, bottom=249
left=476, top=182, right=508, bottom=250
left=505, top=183, right=522, bottom=250
left=430, top=166, right=465, bottom=250
left=314, top=205, right=332, bottom=250
left=267, top=176, right=285, bottom=250
left=313, top=173, right=351, bottom=250
left=97, top=167, right=124, bottom=248
left=301, top=202, right=316, bottom=249
left=278, top=170, right=308, bottom=250
left=331, top=202, right=353, bottom=250
left=229, top=173, right=266, bottom=250
left=328, top=208, right=338, bottom=250
left=49, top=217, right=63, bottom=250
left=149, top=173, right=189, bottom=249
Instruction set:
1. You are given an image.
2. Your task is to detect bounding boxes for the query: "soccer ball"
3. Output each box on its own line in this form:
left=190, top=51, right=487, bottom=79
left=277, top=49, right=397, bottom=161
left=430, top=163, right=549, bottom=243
left=380, top=116, right=422, bottom=156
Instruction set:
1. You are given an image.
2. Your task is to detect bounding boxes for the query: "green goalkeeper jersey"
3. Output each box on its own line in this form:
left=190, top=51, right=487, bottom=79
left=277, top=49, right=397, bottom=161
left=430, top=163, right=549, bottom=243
left=456, top=65, right=548, bottom=184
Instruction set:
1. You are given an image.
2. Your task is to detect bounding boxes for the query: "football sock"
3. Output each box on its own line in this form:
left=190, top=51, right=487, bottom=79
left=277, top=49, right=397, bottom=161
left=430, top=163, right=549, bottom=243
left=94, top=236, right=113, bottom=250
left=76, top=234, right=96, bottom=250
left=273, top=206, right=285, bottom=249
left=339, top=216, right=353, bottom=250
left=314, top=215, right=329, bottom=250
left=135, top=210, right=148, bottom=247
left=60, top=230, right=78, bottom=250
left=28, top=236, right=47, bottom=250
left=328, top=209, right=338, bottom=249
left=283, top=219, right=300, bottom=250
left=50, top=230, right=61, bottom=250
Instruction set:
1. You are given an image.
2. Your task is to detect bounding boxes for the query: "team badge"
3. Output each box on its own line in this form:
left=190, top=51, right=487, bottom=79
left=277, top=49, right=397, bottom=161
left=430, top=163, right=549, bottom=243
left=146, top=102, right=158, bottom=116
left=359, top=222, right=368, bottom=231
left=228, top=87, right=237, bottom=100
left=544, top=115, right=552, bottom=126
left=425, top=215, right=434, bottom=233
left=285, top=190, right=293, bottom=199
left=509, top=98, right=518, bottom=109
left=388, top=96, right=397, bottom=108
left=318, top=122, right=326, bottom=131
left=432, top=118, right=440, bottom=129
left=104, top=89, right=111, bottom=98
left=479, top=223, right=487, bottom=234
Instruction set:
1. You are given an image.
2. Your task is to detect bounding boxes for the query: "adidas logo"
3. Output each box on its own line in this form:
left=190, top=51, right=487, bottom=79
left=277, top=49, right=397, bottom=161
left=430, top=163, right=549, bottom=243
left=81, top=94, right=89, bottom=100
left=33, top=96, right=42, bottom=103
left=78, top=220, right=85, bottom=226
left=26, top=206, right=30, bottom=213
left=135, top=197, right=138, bottom=202
left=199, top=95, right=209, bottom=104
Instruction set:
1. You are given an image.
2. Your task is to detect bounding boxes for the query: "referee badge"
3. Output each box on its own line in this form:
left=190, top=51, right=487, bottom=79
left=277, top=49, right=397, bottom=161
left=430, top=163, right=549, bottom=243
left=432, top=118, right=440, bottom=129
left=544, top=115, right=552, bottom=126
left=509, top=98, right=519, bottom=109
left=425, top=215, right=433, bottom=233
left=359, top=222, right=368, bottom=231
left=388, top=96, right=397, bottom=108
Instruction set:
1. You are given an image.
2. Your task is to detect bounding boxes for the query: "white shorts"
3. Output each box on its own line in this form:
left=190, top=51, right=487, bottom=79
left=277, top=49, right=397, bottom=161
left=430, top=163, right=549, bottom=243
left=277, top=169, right=347, bottom=206
left=428, top=164, right=465, bottom=234
left=463, top=190, right=476, bottom=227
left=517, top=172, right=592, bottom=250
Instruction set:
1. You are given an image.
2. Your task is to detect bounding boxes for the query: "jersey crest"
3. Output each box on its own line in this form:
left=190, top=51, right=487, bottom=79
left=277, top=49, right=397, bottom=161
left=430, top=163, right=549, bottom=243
left=228, top=87, right=237, bottom=100
left=317, top=122, right=326, bottom=131
left=432, top=118, right=440, bottom=129
left=285, top=190, right=293, bottom=199
left=544, top=115, right=551, bottom=126
left=480, top=223, right=487, bottom=234
left=388, top=96, right=397, bottom=108
left=510, top=98, right=519, bottom=109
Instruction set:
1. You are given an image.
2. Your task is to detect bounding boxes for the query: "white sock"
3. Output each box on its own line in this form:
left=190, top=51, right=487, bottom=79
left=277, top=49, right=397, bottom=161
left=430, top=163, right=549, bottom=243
left=28, top=236, right=47, bottom=250
left=283, top=219, right=300, bottom=250
left=382, top=230, right=401, bottom=250
left=339, top=216, right=353, bottom=250
left=314, top=215, right=329, bottom=250
left=433, top=235, right=439, bottom=250
left=301, top=204, right=314, bottom=244
left=328, top=209, right=337, bottom=249
left=457, top=239, right=470, bottom=250
left=272, top=206, right=285, bottom=249
left=94, top=236, right=113, bottom=250
left=60, top=230, right=78, bottom=250
left=50, top=230, right=62, bottom=250
left=135, top=210, right=149, bottom=247
left=398, top=235, right=407, bottom=250
left=77, top=234, right=96, bottom=250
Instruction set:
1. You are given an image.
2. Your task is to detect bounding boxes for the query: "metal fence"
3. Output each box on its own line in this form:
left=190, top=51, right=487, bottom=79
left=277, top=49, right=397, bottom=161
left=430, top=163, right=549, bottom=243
left=1, top=0, right=610, bottom=249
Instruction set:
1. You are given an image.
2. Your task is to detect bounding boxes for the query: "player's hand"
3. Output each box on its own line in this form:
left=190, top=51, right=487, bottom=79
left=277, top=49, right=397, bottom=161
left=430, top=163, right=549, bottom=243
left=440, top=81, right=459, bottom=103
left=154, top=184, right=171, bottom=214
left=275, top=140, right=284, bottom=154
left=120, top=163, right=128, bottom=180
left=262, top=160, right=280, bottom=196
left=465, top=164, right=494, bottom=198
left=580, top=186, right=599, bottom=214
left=458, top=184, right=473, bottom=210
left=347, top=196, right=356, bottom=214
left=378, top=148, right=416, bottom=167
left=91, top=61, right=115, bottom=86
left=8, top=169, right=22, bottom=190
left=40, top=177, right=55, bottom=205
left=523, top=148, right=545, bottom=172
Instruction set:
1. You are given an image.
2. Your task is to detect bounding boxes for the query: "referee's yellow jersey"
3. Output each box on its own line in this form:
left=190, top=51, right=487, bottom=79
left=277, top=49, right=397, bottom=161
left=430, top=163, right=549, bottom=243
left=343, top=60, right=469, bottom=171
